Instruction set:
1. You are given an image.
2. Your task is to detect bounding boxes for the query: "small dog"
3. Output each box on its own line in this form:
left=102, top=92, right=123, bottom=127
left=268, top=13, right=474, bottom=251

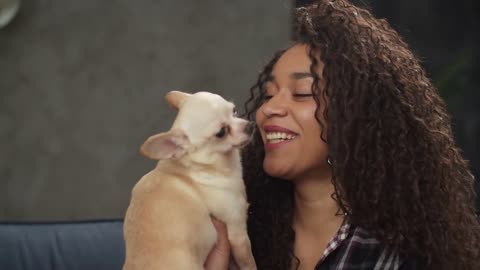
left=122, top=91, right=257, bottom=270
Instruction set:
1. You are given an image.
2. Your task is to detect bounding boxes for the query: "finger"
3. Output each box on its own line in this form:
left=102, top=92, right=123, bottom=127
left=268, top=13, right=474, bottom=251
left=211, top=218, right=230, bottom=248
left=205, top=218, right=231, bottom=270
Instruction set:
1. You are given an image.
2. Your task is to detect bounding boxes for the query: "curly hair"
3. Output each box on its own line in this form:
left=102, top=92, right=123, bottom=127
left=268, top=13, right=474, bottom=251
left=242, top=0, right=480, bottom=269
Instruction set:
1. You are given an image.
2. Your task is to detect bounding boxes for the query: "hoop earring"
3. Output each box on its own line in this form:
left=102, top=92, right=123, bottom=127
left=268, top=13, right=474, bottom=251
left=327, top=157, right=332, bottom=166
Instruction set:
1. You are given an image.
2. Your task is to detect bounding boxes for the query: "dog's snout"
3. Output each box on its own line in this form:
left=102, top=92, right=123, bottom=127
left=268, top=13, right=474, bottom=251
left=244, top=121, right=256, bottom=135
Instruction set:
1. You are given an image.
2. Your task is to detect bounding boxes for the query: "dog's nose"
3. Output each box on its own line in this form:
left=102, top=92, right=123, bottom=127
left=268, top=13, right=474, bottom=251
left=244, top=121, right=256, bottom=135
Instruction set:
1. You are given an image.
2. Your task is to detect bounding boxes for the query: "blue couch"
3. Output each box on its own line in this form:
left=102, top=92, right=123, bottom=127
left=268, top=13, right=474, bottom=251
left=0, top=219, right=125, bottom=270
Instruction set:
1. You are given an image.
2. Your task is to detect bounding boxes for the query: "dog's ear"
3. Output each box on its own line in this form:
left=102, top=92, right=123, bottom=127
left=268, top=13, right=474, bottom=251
left=140, top=130, right=189, bottom=160
left=165, top=91, right=191, bottom=110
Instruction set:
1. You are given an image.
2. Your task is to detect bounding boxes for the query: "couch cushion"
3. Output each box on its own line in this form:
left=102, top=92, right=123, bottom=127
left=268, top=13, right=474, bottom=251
left=0, top=219, right=125, bottom=270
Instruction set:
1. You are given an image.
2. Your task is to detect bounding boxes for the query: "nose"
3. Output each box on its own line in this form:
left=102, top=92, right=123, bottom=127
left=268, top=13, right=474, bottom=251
left=260, top=94, right=288, bottom=118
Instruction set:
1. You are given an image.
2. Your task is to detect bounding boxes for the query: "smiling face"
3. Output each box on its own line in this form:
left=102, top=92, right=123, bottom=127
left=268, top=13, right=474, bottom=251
left=255, top=44, right=330, bottom=181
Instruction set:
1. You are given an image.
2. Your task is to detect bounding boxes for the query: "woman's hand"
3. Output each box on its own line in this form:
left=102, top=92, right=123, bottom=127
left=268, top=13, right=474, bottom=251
left=204, top=218, right=231, bottom=270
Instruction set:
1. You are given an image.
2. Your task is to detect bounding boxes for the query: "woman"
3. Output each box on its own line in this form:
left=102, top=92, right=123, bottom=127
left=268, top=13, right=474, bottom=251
left=206, top=0, right=480, bottom=269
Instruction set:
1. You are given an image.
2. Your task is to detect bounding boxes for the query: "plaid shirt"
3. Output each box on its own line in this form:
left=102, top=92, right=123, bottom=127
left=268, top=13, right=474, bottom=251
left=314, top=223, right=415, bottom=270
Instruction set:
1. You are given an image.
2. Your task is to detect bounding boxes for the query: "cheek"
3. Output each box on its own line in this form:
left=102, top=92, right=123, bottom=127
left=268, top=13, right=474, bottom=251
left=206, top=140, right=231, bottom=153
left=298, top=102, right=328, bottom=156
left=297, top=102, right=320, bottom=128
left=308, top=126, right=329, bottom=165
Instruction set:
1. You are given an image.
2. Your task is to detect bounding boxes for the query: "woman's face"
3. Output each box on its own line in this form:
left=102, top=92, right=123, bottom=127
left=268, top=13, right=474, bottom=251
left=256, top=44, right=329, bottom=181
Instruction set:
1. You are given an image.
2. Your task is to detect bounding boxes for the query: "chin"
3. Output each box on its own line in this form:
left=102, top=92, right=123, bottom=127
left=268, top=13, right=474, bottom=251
left=263, top=162, right=291, bottom=180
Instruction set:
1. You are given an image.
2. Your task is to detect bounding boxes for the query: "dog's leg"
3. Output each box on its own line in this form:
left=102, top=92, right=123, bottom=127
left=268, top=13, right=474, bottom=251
left=226, top=224, right=257, bottom=270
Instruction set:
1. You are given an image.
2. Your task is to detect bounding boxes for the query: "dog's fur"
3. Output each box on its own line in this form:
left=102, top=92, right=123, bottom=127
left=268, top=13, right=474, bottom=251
left=122, top=91, right=257, bottom=270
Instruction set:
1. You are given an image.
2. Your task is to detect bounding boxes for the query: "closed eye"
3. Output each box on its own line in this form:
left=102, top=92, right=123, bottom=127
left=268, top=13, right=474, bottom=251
left=293, top=93, right=314, bottom=100
left=262, top=93, right=313, bottom=102
left=293, top=94, right=313, bottom=97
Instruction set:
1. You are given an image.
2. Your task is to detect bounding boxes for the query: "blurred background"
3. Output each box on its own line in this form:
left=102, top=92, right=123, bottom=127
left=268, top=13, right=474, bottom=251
left=0, top=0, right=478, bottom=221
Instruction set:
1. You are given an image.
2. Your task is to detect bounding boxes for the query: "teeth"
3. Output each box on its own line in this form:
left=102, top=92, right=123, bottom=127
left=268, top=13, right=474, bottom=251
left=266, top=132, right=296, bottom=142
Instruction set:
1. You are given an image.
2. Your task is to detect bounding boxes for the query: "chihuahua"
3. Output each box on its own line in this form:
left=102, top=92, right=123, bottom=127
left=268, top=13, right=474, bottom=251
left=122, top=91, right=257, bottom=270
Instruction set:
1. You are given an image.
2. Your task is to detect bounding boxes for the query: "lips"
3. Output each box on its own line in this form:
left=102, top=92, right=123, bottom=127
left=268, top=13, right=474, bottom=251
left=263, top=125, right=298, bottom=150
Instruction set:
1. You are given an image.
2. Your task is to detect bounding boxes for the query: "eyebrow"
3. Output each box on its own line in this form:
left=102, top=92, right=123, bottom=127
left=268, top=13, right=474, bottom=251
left=266, top=72, right=313, bottom=82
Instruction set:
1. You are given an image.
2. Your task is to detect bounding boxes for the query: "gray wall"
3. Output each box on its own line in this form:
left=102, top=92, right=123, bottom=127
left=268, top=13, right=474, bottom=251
left=0, top=0, right=290, bottom=220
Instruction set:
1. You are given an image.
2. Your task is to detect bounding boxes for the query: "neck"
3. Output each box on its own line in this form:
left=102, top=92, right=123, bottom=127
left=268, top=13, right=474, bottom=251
left=182, top=148, right=241, bottom=176
left=293, top=170, right=343, bottom=233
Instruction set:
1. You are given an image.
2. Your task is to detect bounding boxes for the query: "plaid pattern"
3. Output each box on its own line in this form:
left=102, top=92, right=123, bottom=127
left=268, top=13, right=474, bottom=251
left=314, top=223, right=414, bottom=270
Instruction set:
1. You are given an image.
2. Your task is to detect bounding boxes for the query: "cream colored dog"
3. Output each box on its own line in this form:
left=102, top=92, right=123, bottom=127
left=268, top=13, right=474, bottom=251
left=122, top=91, right=257, bottom=270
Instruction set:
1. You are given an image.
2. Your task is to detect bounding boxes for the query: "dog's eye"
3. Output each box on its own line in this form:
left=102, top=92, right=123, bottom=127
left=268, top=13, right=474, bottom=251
left=215, top=126, right=227, bottom=138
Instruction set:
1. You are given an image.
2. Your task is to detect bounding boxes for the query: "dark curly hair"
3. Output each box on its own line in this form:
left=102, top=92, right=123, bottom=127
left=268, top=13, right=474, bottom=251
left=242, top=0, right=480, bottom=269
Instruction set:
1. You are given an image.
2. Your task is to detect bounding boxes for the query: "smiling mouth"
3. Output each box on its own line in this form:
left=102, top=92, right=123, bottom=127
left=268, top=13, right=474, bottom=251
left=265, top=132, right=297, bottom=144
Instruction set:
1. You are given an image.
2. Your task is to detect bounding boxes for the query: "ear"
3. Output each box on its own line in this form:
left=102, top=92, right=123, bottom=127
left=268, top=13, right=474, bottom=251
left=140, top=130, right=189, bottom=160
left=165, top=90, right=191, bottom=110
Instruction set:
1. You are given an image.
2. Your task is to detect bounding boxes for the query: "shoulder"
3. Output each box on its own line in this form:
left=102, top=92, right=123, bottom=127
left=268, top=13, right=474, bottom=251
left=333, top=225, right=415, bottom=270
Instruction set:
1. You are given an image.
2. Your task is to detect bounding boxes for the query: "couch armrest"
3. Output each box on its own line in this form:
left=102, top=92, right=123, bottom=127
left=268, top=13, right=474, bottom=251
left=0, top=219, right=125, bottom=270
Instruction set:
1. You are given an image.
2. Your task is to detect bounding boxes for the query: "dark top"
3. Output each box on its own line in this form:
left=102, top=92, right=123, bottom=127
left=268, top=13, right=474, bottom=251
left=313, top=223, right=415, bottom=270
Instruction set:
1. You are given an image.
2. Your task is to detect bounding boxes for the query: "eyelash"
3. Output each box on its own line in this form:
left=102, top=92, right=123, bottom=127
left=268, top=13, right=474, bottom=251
left=263, top=93, right=313, bottom=100
left=293, top=94, right=313, bottom=98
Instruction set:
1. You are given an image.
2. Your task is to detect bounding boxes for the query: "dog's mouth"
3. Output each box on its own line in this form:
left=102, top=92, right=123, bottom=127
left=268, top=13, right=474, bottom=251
left=231, top=121, right=256, bottom=149
left=233, top=133, right=254, bottom=149
left=234, top=140, right=250, bottom=149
